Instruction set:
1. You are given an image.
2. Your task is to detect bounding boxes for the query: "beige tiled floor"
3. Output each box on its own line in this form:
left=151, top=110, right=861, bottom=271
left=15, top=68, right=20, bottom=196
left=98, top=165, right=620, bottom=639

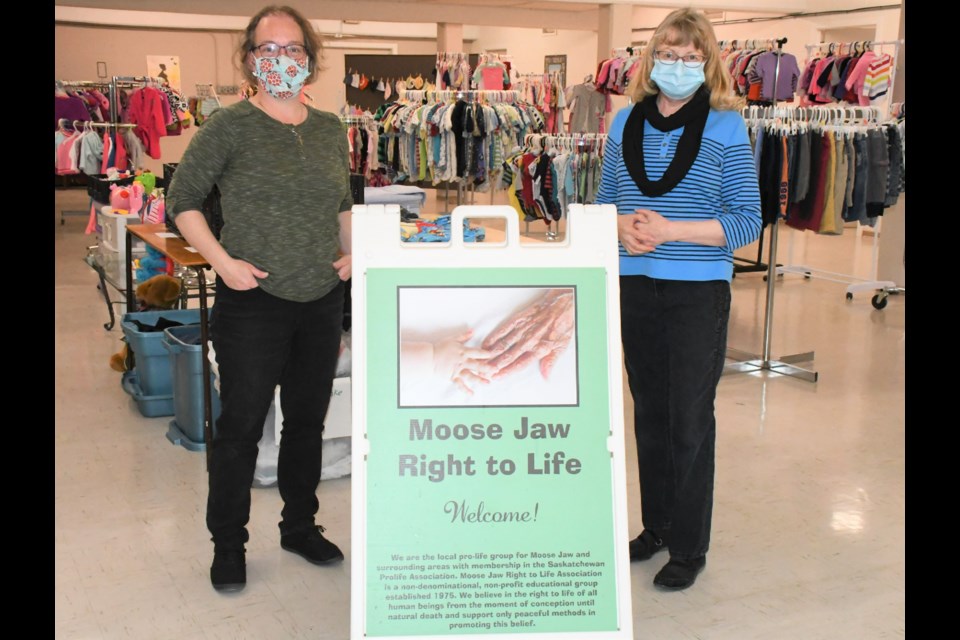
left=55, top=187, right=905, bottom=639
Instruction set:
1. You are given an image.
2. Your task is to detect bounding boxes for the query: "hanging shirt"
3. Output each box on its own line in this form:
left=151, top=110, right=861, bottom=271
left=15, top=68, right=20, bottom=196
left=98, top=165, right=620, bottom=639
left=755, top=52, right=801, bottom=102
left=566, top=84, right=605, bottom=134
left=126, top=86, right=168, bottom=159
left=844, top=51, right=878, bottom=107
left=78, top=130, right=105, bottom=175
left=55, top=95, right=92, bottom=130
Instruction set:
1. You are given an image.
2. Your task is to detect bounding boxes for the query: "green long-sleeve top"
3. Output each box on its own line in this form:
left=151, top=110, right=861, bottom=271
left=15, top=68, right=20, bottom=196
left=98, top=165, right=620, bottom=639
left=166, top=100, right=353, bottom=302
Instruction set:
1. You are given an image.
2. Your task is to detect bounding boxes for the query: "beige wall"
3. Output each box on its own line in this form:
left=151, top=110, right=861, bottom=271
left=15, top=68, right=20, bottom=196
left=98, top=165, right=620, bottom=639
left=467, top=26, right=598, bottom=88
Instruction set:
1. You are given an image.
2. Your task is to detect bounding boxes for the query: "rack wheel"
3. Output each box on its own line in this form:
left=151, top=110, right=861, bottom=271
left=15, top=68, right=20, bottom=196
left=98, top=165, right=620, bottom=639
left=846, top=292, right=853, bottom=301
left=871, top=293, right=888, bottom=310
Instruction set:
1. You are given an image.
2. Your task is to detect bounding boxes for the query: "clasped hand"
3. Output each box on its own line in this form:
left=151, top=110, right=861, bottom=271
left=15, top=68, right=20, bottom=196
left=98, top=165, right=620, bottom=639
left=618, top=209, right=672, bottom=255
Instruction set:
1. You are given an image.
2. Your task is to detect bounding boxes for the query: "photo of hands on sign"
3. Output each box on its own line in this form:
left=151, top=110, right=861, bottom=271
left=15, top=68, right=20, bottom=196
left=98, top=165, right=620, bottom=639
left=399, top=287, right=578, bottom=407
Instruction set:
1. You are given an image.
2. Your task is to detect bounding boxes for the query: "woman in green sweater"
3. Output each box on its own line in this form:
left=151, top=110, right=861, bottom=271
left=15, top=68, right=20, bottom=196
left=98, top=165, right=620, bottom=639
left=167, top=4, right=352, bottom=593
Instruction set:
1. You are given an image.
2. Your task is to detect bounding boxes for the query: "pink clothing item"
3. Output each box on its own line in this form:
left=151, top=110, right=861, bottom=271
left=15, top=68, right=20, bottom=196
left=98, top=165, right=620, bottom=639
left=56, top=131, right=81, bottom=175
left=606, top=58, right=624, bottom=92
left=844, top=51, right=877, bottom=107
left=125, top=87, right=168, bottom=159
left=481, top=66, right=505, bottom=91
left=100, top=132, right=112, bottom=174
left=595, top=59, right=614, bottom=90
left=113, top=132, right=128, bottom=170
left=159, top=90, right=174, bottom=126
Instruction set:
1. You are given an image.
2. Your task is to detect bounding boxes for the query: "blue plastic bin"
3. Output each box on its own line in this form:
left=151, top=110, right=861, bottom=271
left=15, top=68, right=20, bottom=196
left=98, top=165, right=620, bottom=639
left=162, top=324, right=221, bottom=452
left=121, top=309, right=208, bottom=397
left=121, top=371, right=174, bottom=417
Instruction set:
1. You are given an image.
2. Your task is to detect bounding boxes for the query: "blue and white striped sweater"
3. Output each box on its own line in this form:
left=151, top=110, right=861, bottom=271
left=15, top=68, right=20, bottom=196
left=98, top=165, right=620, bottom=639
left=596, top=105, right=762, bottom=282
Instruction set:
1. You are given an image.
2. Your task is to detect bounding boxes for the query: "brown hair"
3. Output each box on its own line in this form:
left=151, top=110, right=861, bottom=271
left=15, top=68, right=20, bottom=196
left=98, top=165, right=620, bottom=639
left=626, top=8, right=742, bottom=111
left=236, top=5, right=324, bottom=87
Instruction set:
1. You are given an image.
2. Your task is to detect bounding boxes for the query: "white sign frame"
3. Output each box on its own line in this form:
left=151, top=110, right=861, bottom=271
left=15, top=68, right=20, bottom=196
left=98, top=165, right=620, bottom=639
left=350, top=204, right=632, bottom=640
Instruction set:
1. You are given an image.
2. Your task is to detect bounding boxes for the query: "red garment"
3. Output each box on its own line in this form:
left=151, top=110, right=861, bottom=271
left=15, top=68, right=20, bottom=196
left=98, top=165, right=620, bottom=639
left=520, top=153, right=538, bottom=211
left=787, top=132, right=830, bottom=232
left=125, top=87, right=168, bottom=159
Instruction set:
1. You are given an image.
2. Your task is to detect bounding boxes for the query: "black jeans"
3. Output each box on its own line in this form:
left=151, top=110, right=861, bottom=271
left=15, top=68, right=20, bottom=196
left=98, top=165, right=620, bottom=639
left=207, top=278, right=344, bottom=550
left=620, top=276, right=730, bottom=560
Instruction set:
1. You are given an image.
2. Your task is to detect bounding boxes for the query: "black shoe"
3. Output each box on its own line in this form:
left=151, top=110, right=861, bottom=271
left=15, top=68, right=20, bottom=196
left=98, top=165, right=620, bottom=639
left=629, top=529, right=666, bottom=561
left=653, top=556, right=706, bottom=590
left=210, top=548, right=246, bottom=592
left=281, top=525, right=345, bottom=565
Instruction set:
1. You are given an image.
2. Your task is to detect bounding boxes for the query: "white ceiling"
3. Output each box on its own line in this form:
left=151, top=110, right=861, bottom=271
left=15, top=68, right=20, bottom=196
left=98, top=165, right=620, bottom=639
left=56, top=1, right=893, bottom=35
left=55, top=0, right=814, bottom=23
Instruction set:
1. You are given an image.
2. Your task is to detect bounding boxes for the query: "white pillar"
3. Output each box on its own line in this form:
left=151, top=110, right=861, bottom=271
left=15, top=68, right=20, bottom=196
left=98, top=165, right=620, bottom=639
left=597, top=4, right=634, bottom=128
left=597, top=4, right=632, bottom=63
left=876, top=1, right=905, bottom=288
left=437, top=23, right=463, bottom=53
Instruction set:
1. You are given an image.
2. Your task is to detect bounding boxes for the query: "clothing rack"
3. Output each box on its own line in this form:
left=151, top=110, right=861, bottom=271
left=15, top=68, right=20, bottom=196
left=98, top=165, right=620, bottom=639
left=518, top=133, right=607, bottom=239
left=340, top=114, right=375, bottom=125
left=732, top=37, right=790, bottom=277
left=756, top=105, right=898, bottom=306
left=610, top=45, right=645, bottom=58
left=57, top=77, right=147, bottom=223
left=59, top=118, right=136, bottom=130
left=724, top=37, right=819, bottom=384
left=804, top=40, right=902, bottom=118
left=719, top=39, right=783, bottom=51
left=399, top=89, right=521, bottom=103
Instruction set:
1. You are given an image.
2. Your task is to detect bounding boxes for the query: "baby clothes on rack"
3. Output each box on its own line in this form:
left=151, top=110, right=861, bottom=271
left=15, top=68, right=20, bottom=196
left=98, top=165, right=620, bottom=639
left=472, top=55, right=509, bottom=91
left=594, top=50, right=643, bottom=96
left=55, top=93, right=93, bottom=130
left=745, top=111, right=905, bottom=235
left=565, top=81, right=606, bottom=134
left=504, top=134, right=606, bottom=224
left=374, top=94, right=544, bottom=188
left=754, top=50, right=801, bottom=103
left=124, top=85, right=172, bottom=159
left=436, top=53, right=472, bottom=91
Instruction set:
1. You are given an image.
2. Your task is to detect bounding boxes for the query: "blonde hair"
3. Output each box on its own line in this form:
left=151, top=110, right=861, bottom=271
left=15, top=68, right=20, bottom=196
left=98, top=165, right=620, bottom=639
left=236, top=5, right=325, bottom=88
left=626, top=8, right=743, bottom=111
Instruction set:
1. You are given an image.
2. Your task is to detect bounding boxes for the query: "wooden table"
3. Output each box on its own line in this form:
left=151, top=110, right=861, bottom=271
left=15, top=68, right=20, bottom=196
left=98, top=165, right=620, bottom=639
left=125, top=224, right=215, bottom=466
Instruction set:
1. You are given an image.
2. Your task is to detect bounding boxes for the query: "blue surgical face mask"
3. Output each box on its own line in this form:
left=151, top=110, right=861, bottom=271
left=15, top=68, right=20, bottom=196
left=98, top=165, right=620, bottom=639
left=253, top=55, right=310, bottom=100
left=650, top=59, right=706, bottom=101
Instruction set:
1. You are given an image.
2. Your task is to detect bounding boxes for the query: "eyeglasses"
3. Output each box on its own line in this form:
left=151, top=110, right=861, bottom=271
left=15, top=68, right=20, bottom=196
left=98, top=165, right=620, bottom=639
left=252, top=42, right=307, bottom=59
left=654, top=50, right=707, bottom=67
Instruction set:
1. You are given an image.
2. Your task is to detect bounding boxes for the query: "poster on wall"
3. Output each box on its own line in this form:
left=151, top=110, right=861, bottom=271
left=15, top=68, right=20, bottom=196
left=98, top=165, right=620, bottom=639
left=351, top=205, right=633, bottom=640
left=146, top=55, right=181, bottom=90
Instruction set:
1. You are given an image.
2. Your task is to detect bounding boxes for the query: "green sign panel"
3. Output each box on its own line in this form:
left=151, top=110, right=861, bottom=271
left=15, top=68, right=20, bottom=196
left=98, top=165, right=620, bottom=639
left=364, top=267, right=618, bottom=636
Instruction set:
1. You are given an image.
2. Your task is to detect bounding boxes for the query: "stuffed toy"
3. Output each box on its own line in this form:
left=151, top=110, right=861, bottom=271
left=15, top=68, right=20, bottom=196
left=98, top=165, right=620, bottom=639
left=133, top=170, right=156, bottom=194
left=109, top=181, right=145, bottom=216
left=135, top=246, right=170, bottom=283
left=109, top=274, right=183, bottom=372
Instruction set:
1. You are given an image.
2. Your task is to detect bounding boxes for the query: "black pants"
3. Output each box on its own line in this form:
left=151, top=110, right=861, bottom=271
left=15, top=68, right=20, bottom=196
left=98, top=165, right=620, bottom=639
left=207, top=278, right=344, bottom=550
left=620, top=276, right=730, bottom=560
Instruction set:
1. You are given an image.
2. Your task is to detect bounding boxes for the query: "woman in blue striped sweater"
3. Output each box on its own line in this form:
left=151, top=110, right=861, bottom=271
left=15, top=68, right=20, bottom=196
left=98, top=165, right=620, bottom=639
left=596, top=8, right=762, bottom=590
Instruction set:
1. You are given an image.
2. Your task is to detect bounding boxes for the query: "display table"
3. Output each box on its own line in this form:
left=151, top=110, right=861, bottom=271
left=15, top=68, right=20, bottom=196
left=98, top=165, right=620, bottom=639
left=84, top=249, right=134, bottom=330
left=363, top=185, right=427, bottom=213
left=125, top=224, right=216, bottom=466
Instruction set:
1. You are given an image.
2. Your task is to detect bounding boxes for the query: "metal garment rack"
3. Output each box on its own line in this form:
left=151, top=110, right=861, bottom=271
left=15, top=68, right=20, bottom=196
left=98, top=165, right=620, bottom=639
left=761, top=105, right=899, bottom=308
left=725, top=38, right=794, bottom=277
left=518, top=133, right=607, bottom=240
left=803, top=40, right=902, bottom=119
left=57, top=77, right=154, bottom=224
left=398, top=89, right=524, bottom=211
left=724, top=37, right=819, bottom=383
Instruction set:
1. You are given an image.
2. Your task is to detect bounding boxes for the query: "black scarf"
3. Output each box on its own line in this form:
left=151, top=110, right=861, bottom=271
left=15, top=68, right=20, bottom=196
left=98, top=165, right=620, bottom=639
left=622, top=86, right=711, bottom=197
